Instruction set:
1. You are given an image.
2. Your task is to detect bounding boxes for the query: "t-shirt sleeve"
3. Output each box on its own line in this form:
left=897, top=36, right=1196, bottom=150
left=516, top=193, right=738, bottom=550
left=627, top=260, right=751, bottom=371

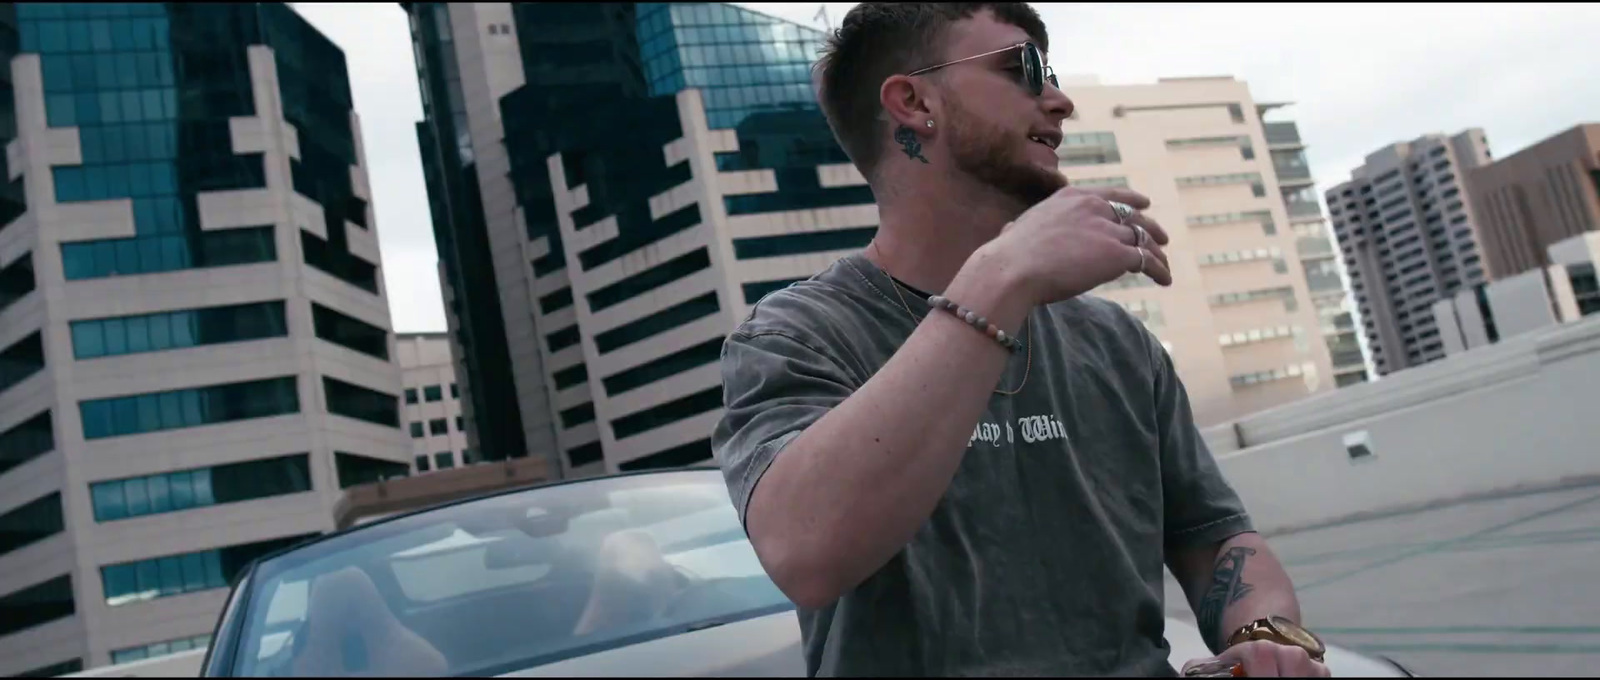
left=1147, top=335, right=1256, bottom=550
left=713, top=328, right=858, bottom=530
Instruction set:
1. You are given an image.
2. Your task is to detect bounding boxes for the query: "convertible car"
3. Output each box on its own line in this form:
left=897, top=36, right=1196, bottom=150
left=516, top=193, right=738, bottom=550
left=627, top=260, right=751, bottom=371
left=194, top=468, right=1414, bottom=677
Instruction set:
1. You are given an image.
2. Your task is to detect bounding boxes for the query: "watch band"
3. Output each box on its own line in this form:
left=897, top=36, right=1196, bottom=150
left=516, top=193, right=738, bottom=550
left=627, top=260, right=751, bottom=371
left=1226, top=616, right=1326, bottom=662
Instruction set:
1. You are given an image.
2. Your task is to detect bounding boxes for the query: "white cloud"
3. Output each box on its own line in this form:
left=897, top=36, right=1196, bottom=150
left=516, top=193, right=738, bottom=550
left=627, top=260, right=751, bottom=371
left=293, top=2, right=1598, bottom=333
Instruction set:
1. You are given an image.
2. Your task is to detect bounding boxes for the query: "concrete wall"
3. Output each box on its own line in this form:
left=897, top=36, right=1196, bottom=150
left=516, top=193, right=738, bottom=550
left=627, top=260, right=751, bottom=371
left=1205, top=314, right=1600, bottom=534
left=1485, top=268, right=1559, bottom=340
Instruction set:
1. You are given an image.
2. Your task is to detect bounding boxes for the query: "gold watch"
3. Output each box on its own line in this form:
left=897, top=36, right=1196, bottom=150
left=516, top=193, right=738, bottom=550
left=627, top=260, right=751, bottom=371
left=1226, top=616, right=1326, bottom=663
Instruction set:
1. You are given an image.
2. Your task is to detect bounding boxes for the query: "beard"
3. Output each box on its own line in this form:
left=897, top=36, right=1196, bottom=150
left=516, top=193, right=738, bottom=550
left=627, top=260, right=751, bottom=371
left=943, top=96, right=1066, bottom=209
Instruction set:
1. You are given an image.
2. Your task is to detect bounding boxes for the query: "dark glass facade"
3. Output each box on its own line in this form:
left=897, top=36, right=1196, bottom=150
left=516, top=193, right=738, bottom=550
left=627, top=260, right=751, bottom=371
left=415, top=2, right=868, bottom=471
left=0, top=411, right=54, bottom=477
left=0, top=492, right=64, bottom=559
left=99, top=533, right=313, bottom=606
left=70, top=300, right=288, bottom=359
left=89, top=454, right=312, bottom=522
left=0, top=4, right=27, bottom=231
left=16, top=3, right=375, bottom=294
left=0, top=574, right=74, bottom=637
left=79, top=376, right=299, bottom=440
left=334, top=452, right=409, bottom=489
left=408, top=2, right=530, bottom=465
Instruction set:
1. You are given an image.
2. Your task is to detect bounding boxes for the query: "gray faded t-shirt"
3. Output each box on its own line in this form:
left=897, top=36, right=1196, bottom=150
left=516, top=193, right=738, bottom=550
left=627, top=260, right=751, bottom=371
left=712, top=252, right=1255, bottom=677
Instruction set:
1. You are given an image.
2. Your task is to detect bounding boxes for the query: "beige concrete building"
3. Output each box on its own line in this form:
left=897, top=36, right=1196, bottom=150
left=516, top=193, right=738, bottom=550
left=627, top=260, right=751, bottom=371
left=1060, top=76, right=1341, bottom=425
left=1465, top=123, right=1600, bottom=280
left=1326, top=130, right=1494, bottom=376
left=1433, top=230, right=1600, bottom=357
left=397, top=332, right=471, bottom=473
left=0, top=6, right=411, bottom=675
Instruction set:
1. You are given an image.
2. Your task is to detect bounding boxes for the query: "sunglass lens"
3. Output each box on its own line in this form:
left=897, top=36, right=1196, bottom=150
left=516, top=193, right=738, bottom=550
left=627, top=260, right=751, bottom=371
left=1023, top=43, right=1043, bottom=95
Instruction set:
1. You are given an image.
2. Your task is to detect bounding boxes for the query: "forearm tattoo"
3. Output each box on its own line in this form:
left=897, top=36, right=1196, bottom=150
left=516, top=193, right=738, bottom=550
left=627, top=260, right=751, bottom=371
left=894, top=125, right=929, bottom=164
left=1197, top=546, right=1257, bottom=652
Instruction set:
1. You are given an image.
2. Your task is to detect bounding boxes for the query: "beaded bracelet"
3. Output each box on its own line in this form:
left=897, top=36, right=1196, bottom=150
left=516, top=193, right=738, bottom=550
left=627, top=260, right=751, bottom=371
left=927, top=295, right=1022, bottom=352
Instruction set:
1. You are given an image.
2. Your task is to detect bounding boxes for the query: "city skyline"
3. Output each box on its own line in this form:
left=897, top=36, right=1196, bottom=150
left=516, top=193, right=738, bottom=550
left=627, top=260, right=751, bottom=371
left=292, top=1, right=1600, bottom=334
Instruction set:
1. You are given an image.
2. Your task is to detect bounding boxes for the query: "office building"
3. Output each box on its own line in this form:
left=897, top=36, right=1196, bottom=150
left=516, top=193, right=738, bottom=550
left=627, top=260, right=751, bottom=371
left=397, top=332, right=470, bottom=473
left=1465, top=123, right=1600, bottom=279
left=1325, top=130, right=1494, bottom=376
left=410, top=2, right=856, bottom=476
left=1062, top=76, right=1339, bottom=424
left=0, top=4, right=410, bottom=674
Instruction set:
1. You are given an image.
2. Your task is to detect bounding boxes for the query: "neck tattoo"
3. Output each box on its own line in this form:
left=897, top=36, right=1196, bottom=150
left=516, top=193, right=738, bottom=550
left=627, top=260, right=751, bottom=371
left=894, top=125, right=930, bottom=164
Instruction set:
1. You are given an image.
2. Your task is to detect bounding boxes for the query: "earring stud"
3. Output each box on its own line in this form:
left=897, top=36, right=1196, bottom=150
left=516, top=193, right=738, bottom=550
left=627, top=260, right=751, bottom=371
left=925, top=120, right=934, bottom=128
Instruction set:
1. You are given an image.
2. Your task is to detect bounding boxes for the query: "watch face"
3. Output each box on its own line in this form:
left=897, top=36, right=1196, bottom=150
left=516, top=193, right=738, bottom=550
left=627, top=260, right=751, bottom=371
left=1269, top=616, right=1325, bottom=653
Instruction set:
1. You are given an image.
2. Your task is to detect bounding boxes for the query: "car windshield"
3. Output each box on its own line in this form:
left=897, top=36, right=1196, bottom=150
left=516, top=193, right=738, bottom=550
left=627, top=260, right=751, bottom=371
left=226, top=470, right=791, bottom=677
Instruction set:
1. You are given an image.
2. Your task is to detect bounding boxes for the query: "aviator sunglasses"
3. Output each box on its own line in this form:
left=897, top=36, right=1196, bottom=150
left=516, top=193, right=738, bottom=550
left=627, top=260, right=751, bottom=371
left=907, top=41, right=1058, bottom=96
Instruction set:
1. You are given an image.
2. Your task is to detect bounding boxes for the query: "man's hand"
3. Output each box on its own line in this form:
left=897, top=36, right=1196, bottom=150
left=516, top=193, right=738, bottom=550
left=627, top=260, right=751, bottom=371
left=973, top=186, right=1173, bottom=309
left=1181, top=640, right=1330, bottom=677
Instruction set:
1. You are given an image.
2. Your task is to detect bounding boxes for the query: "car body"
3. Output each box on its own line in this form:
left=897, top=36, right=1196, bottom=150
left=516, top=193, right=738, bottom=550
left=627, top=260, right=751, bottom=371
left=195, top=468, right=1413, bottom=677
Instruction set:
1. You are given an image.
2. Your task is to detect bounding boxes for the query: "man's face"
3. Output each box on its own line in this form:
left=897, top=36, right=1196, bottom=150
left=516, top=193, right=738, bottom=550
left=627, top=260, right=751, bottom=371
left=932, top=12, right=1074, bottom=208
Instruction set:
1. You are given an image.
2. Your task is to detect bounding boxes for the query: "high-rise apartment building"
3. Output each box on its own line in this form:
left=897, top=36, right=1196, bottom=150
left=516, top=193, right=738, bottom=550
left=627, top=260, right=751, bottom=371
left=0, top=4, right=410, bottom=674
left=1061, top=76, right=1339, bottom=424
left=1465, top=123, right=1600, bottom=279
left=1326, top=130, right=1493, bottom=376
left=397, top=332, right=471, bottom=473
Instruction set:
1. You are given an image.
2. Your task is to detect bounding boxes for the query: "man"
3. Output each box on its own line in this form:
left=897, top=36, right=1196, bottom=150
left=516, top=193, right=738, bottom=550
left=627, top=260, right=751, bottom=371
left=712, top=3, right=1329, bottom=677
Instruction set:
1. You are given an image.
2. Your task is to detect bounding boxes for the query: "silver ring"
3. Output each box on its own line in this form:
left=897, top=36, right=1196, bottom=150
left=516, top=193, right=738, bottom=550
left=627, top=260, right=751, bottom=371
left=1131, top=224, right=1149, bottom=248
left=1107, top=200, right=1135, bottom=225
left=1133, top=247, right=1147, bottom=274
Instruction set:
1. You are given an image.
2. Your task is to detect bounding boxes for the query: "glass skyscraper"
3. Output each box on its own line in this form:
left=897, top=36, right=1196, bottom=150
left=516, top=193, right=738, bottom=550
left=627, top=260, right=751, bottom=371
left=409, top=2, right=881, bottom=476
left=0, top=4, right=410, bottom=674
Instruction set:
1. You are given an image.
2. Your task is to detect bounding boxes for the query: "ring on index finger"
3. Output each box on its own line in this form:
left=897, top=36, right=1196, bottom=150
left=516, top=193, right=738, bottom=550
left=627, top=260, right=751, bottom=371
left=1132, top=247, right=1148, bottom=275
left=1106, top=200, right=1135, bottom=225
left=1131, top=224, right=1150, bottom=248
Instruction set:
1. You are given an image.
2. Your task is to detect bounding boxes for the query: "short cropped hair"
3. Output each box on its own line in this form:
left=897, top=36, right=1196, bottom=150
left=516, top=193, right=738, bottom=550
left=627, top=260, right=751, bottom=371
left=813, top=3, right=1049, bottom=177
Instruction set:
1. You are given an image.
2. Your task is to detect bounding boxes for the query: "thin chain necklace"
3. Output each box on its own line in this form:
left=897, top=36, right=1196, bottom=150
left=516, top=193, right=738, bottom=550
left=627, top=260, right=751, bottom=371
left=869, top=243, right=1032, bottom=396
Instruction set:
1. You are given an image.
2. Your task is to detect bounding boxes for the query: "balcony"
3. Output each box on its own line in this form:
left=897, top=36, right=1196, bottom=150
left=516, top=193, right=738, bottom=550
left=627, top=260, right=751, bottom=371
left=1264, top=121, right=1303, bottom=148
left=1286, top=199, right=1324, bottom=219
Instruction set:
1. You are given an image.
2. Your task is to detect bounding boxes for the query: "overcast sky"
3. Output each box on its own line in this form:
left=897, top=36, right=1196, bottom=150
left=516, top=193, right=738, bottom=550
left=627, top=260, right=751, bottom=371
left=293, top=2, right=1600, bottom=333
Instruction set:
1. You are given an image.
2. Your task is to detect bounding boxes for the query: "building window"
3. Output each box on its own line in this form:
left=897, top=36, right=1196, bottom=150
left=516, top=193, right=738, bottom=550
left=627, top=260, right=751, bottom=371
left=587, top=248, right=711, bottom=313
left=70, top=301, right=288, bottom=360
left=409, top=422, right=424, bottom=438
left=567, top=441, right=603, bottom=468
left=110, top=634, right=212, bottom=666
left=601, top=337, right=723, bottom=397
left=311, top=303, right=390, bottom=360
left=434, top=451, right=454, bottom=470
left=80, top=376, right=300, bottom=440
left=414, top=455, right=430, bottom=472
left=300, top=231, right=380, bottom=294
left=449, top=382, right=458, bottom=398
left=323, top=377, right=400, bottom=428
left=428, top=418, right=448, bottom=435
left=619, top=438, right=713, bottom=471
left=405, top=388, right=418, bottom=404
left=611, top=386, right=722, bottom=440
left=560, top=402, right=596, bottom=429
left=538, top=287, right=573, bottom=314
left=334, top=452, right=409, bottom=489
left=593, top=292, right=719, bottom=354
left=730, top=226, right=876, bottom=260
left=0, top=332, right=46, bottom=396
left=1056, top=131, right=1120, bottom=166
left=0, top=252, right=36, bottom=316
left=740, top=277, right=803, bottom=304
left=0, top=492, right=65, bottom=559
left=0, top=411, right=55, bottom=477
left=0, top=574, right=75, bottom=637
left=61, top=227, right=278, bottom=281
left=89, top=454, right=311, bottom=522
left=15, top=658, right=84, bottom=678
left=423, top=384, right=443, bottom=402
left=100, top=534, right=314, bottom=607
left=462, top=449, right=477, bottom=465
left=455, top=415, right=464, bottom=431
left=546, top=325, right=581, bottom=353
left=552, top=363, right=589, bottom=390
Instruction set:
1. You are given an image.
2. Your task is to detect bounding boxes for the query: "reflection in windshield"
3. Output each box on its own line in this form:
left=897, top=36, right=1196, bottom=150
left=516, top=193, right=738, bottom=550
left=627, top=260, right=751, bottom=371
left=229, top=470, right=790, bottom=677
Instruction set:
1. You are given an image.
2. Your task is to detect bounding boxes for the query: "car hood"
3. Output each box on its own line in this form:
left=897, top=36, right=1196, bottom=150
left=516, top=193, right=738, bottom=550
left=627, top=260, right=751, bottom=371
left=501, top=611, right=1409, bottom=677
